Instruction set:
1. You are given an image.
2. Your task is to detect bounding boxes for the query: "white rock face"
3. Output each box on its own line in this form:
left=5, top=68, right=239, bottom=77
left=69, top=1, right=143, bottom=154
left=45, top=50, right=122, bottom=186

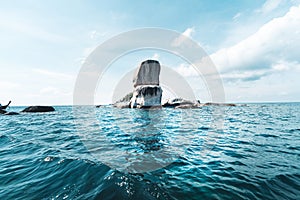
left=133, top=60, right=160, bottom=87
left=130, top=60, right=162, bottom=108
left=130, top=85, right=162, bottom=108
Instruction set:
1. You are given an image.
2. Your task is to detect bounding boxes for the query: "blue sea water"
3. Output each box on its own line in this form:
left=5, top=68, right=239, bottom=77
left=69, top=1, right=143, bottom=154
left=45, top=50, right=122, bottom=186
left=0, top=103, right=299, bottom=200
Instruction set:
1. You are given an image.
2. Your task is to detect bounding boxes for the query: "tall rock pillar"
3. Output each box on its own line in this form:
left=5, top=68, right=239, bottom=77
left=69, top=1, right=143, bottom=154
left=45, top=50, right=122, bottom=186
left=130, top=60, right=163, bottom=108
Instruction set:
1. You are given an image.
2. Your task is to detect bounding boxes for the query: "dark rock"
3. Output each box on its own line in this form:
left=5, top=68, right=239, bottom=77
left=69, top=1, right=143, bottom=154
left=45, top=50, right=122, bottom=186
left=0, top=109, right=7, bottom=114
left=115, top=92, right=133, bottom=104
left=162, top=98, right=199, bottom=108
left=113, top=92, right=133, bottom=108
left=130, top=60, right=162, bottom=108
left=130, top=85, right=162, bottom=108
left=203, top=102, right=236, bottom=107
left=21, top=106, right=55, bottom=113
left=133, top=60, right=160, bottom=87
left=137, top=105, right=162, bottom=109
left=175, top=104, right=201, bottom=109
left=5, top=112, right=19, bottom=115
left=113, top=102, right=130, bottom=108
left=0, top=109, right=19, bottom=115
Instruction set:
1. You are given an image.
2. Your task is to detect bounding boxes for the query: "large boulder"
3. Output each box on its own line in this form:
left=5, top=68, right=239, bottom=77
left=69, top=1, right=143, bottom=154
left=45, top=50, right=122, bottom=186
left=162, top=98, right=201, bottom=108
left=130, top=85, right=162, bottom=108
left=130, top=60, right=163, bottom=108
left=133, top=60, right=160, bottom=87
left=21, top=106, right=55, bottom=113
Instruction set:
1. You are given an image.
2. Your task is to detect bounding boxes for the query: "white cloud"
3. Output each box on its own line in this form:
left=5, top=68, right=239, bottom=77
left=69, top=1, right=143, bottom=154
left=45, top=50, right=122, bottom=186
left=221, top=70, right=270, bottom=82
left=89, top=30, right=98, bottom=40
left=172, top=27, right=195, bottom=47
left=257, top=0, right=283, bottom=14
left=232, top=12, right=241, bottom=21
left=173, top=5, right=300, bottom=84
left=151, top=53, right=160, bottom=60
left=210, top=5, right=300, bottom=80
left=89, top=30, right=107, bottom=40
left=175, top=63, right=198, bottom=77
left=182, top=27, right=195, bottom=38
left=271, top=60, right=300, bottom=71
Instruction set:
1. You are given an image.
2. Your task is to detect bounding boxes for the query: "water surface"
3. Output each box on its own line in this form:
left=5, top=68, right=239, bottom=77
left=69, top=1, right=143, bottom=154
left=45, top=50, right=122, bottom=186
left=0, top=103, right=299, bottom=199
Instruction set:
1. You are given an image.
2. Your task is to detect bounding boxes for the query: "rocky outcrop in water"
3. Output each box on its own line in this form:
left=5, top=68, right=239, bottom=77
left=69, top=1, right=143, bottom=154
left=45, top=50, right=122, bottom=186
left=162, top=98, right=201, bottom=108
left=133, top=60, right=160, bottom=87
left=113, top=59, right=238, bottom=109
left=113, top=92, right=132, bottom=108
left=130, top=85, right=162, bottom=108
left=203, top=102, right=236, bottom=107
left=4, top=112, right=19, bottom=115
left=0, top=109, right=19, bottom=115
left=129, top=60, right=163, bottom=108
left=21, top=106, right=55, bottom=113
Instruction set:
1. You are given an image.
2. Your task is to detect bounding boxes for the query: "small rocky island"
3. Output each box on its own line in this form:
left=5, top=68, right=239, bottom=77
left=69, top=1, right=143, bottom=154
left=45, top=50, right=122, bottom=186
left=114, top=60, right=162, bottom=108
left=113, top=59, right=237, bottom=109
left=113, top=59, right=203, bottom=109
left=21, top=106, right=55, bottom=113
left=0, top=105, right=55, bottom=115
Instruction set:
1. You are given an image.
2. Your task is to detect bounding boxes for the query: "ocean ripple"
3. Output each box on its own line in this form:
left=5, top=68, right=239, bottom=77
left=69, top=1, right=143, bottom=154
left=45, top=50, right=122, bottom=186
left=0, top=103, right=299, bottom=199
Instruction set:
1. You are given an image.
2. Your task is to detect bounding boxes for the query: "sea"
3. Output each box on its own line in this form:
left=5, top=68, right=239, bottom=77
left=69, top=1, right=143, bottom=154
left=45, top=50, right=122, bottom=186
left=0, top=103, right=299, bottom=200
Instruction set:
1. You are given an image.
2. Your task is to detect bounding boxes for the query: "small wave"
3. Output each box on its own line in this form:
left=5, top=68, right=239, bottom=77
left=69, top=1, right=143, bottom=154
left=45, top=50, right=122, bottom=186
left=0, top=104, right=299, bottom=199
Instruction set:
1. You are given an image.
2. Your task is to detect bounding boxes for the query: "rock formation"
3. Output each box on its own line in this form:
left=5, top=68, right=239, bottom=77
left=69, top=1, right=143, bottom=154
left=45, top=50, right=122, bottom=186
left=4, top=112, right=19, bottom=115
left=21, top=106, right=55, bottom=113
left=162, top=98, right=201, bottom=108
left=130, top=60, right=163, bottom=108
left=133, top=60, right=160, bottom=87
left=112, top=59, right=239, bottom=109
left=0, top=109, right=19, bottom=115
left=203, top=102, right=236, bottom=107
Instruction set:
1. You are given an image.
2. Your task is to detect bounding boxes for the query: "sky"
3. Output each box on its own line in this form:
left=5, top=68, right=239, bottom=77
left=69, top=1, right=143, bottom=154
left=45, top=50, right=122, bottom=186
left=0, top=0, right=300, bottom=105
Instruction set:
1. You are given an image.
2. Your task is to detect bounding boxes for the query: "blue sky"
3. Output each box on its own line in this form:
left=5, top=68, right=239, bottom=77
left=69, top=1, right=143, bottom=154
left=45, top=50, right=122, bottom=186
left=1, top=0, right=300, bottom=105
